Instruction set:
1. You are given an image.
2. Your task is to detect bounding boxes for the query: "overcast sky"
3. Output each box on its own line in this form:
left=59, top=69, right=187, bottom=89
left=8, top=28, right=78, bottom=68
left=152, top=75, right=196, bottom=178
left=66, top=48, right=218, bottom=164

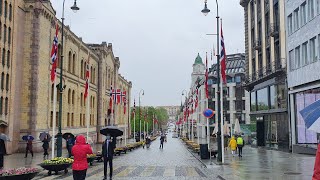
left=51, top=0, right=244, bottom=106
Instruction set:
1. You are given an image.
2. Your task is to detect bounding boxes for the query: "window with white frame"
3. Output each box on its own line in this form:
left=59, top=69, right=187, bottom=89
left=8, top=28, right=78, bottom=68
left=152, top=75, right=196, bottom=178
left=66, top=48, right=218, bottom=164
left=301, top=2, right=307, bottom=26
left=295, top=46, right=301, bottom=69
left=294, top=8, right=299, bottom=31
left=289, top=50, right=295, bottom=70
left=302, top=41, right=309, bottom=66
left=288, top=14, right=293, bottom=34
left=308, top=0, right=315, bottom=20
left=310, top=37, right=317, bottom=63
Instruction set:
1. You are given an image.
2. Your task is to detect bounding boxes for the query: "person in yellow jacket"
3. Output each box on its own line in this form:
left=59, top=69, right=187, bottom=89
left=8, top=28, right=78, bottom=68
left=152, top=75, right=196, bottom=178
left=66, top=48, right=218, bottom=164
left=228, top=136, right=237, bottom=157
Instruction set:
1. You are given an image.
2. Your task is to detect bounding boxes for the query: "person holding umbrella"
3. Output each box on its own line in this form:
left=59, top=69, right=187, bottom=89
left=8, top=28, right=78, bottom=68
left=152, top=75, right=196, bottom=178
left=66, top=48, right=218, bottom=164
left=66, top=135, right=75, bottom=158
left=23, top=135, right=34, bottom=158
left=42, top=135, right=50, bottom=159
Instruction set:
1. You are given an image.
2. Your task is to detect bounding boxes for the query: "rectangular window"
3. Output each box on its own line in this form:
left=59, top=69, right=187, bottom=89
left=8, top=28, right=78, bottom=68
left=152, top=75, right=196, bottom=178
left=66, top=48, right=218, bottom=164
left=257, top=88, right=269, bottom=110
left=289, top=50, right=295, bottom=70
left=250, top=91, right=256, bottom=111
left=302, top=41, right=309, bottom=66
left=288, top=14, right=293, bottom=34
left=301, top=2, right=307, bottom=26
left=308, top=0, right=315, bottom=20
left=294, top=8, right=299, bottom=30
left=295, top=46, right=301, bottom=69
left=310, top=37, right=317, bottom=63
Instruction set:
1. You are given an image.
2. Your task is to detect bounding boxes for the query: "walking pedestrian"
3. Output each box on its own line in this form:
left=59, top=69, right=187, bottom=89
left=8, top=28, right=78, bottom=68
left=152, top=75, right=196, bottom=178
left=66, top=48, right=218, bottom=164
left=102, top=135, right=116, bottom=180
left=0, top=139, right=6, bottom=169
left=25, top=139, right=33, bottom=158
left=42, top=135, right=49, bottom=159
left=228, top=136, right=237, bottom=157
left=237, top=135, right=244, bottom=157
left=67, top=135, right=75, bottom=158
left=159, top=135, right=165, bottom=149
left=71, top=135, right=93, bottom=180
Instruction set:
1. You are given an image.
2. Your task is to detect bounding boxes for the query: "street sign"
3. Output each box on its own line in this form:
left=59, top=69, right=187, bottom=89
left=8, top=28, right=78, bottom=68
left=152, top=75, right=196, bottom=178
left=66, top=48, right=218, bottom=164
left=203, top=108, right=215, bottom=118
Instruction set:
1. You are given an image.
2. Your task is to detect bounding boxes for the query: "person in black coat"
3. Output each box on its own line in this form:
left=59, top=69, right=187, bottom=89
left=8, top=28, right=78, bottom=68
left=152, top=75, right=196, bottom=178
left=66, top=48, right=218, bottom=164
left=102, top=135, right=116, bottom=180
left=66, top=135, right=75, bottom=158
left=160, top=135, right=165, bottom=149
left=42, top=135, right=49, bottom=159
left=0, top=139, right=6, bottom=169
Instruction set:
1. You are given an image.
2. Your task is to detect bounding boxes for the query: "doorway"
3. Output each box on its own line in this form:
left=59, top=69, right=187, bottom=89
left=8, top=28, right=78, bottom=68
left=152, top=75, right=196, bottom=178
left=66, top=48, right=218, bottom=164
left=256, top=118, right=265, bottom=146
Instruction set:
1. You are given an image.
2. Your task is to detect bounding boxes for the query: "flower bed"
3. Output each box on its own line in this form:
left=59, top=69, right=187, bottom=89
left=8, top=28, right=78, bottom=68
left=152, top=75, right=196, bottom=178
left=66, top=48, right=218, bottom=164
left=40, top=157, right=73, bottom=176
left=0, top=167, right=40, bottom=180
left=42, top=157, right=73, bottom=165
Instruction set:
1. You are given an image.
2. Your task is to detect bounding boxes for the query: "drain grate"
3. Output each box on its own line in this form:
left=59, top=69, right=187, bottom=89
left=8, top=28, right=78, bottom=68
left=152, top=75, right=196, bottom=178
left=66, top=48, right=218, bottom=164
left=284, top=172, right=302, bottom=175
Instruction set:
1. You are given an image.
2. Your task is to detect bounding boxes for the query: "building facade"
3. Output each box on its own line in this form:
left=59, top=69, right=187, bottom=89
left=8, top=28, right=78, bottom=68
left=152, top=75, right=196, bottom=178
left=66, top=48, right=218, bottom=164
left=286, top=0, right=320, bottom=153
left=240, top=0, right=289, bottom=151
left=3, top=0, right=131, bottom=153
left=159, top=106, right=180, bottom=121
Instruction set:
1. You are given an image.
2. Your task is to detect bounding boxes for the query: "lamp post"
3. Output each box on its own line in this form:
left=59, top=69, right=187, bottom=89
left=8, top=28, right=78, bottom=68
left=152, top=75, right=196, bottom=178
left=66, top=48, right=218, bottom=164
left=57, top=0, right=79, bottom=157
left=181, top=90, right=187, bottom=138
left=139, top=89, right=144, bottom=142
left=201, top=0, right=222, bottom=163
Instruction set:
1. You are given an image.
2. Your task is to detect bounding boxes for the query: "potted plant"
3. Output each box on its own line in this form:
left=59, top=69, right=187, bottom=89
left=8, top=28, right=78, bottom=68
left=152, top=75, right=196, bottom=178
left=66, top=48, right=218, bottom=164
left=39, top=157, right=73, bottom=175
left=0, top=167, right=40, bottom=180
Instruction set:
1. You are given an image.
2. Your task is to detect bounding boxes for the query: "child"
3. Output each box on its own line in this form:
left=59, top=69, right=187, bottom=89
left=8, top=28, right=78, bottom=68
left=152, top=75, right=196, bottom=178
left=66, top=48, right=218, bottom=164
left=228, top=136, right=237, bottom=157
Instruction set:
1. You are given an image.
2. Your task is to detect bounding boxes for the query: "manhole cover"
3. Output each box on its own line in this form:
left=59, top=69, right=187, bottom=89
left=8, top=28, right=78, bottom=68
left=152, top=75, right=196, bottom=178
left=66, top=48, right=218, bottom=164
left=284, top=172, right=302, bottom=175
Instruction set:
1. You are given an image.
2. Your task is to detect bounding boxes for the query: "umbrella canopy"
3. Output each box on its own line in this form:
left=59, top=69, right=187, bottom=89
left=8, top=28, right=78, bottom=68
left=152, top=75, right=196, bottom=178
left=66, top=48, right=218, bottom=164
left=62, top=133, right=75, bottom=140
left=100, top=126, right=123, bottom=137
left=223, top=123, right=230, bottom=136
left=300, top=100, right=320, bottom=133
left=234, top=118, right=241, bottom=135
left=212, top=120, right=219, bottom=135
left=39, top=132, right=51, bottom=141
left=0, top=133, right=9, bottom=141
left=22, top=135, right=34, bottom=141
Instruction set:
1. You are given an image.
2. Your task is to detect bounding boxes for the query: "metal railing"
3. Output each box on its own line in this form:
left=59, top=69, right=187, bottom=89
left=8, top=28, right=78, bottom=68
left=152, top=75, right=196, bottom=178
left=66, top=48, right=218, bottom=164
left=245, top=59, right=286, bottom=84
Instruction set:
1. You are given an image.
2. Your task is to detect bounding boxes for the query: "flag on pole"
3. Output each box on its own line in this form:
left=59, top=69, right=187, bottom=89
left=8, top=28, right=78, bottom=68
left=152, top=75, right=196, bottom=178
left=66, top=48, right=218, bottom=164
left=205, top=52, right=209, bottom=98
left=84, top=54, right=90, bottom=99
left=123, top=91, right=127, bottom=114
left=220, top=21, right=227, bottom=84
left=50, top=23, right=59, bottom=82
left=116, top=89, right=122, bottom=104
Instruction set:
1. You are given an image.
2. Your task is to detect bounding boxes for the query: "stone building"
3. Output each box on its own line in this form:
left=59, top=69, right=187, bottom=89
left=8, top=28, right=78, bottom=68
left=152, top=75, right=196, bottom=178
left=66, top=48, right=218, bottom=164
left=3, top=0, right=131, bottom=153
left=285, top=0, right=320, bottom=153
left=240, top=0, right=289, bottom=151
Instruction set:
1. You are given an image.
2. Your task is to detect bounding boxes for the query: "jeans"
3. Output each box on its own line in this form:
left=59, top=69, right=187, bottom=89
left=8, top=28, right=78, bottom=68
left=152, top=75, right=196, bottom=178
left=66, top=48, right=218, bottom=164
left=104, top=157, right=113, bottom=178
left=73, top=169, right=87, bottom=180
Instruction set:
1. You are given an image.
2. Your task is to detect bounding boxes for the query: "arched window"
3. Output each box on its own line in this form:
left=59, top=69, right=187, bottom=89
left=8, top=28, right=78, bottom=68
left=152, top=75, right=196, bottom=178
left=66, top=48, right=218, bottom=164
left=68, top=89, right=71, bottom=104
left=7, top=27, right=10, bottom=44
left=80, top=113, right=82, bottom=127
left=8, top=4, right=11, bottom=21
left=71, top=113, right=74, bottom=126
left=0, top=1, right=3, bottom=15
left=83, top=114, right=85, bottom=126
left=0, top=21, right=2, bottom=40
left=1, top=73, right=4, bottom=90
left=93, top=97, right=95, bottom=109
left=84, top=62, right=87, bottom=79
left=68, top=51, right=71, bottom=72
left=67, top=113, right=70, bottom=127
left=2, top=48, right=5, bottom=66
left=80, top=60, right=83, bottom=79
left=4, top=1, right=7, bottom=19
left=72, top=90, right=75, bottom=104
left=3, top=24, right=6, bottom=43
left=0, top=97, right=2, bottom=114
left=90, top=66, right=93, bottom=82
left=72, top=54, right=76, bottom=74
left=51, top=84, right=54, bottom=101
left=6, top=50, right=9, bottom=67
left=80, top=93, right=83, bottom=106
left=5, top=74, right=8, bottom=91
left=4, top=97, right=8, bottom=115
left=50, top=111, right=53, bottom=127
left=93, top=68, right=95, bottom=84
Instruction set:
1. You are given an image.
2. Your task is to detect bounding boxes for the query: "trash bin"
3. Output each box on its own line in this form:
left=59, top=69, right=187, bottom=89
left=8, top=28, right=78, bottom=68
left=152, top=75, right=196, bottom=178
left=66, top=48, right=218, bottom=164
left=200, top=144, right=209, bottom=159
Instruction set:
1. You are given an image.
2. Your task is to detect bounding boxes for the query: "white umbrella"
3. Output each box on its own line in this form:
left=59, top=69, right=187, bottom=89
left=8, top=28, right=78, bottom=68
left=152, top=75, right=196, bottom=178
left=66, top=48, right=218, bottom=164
left=212, top=120, right=218, bottom=135
left=223, top=123, right=230, bottom=136
left=234, top=118, right=241, bottom=135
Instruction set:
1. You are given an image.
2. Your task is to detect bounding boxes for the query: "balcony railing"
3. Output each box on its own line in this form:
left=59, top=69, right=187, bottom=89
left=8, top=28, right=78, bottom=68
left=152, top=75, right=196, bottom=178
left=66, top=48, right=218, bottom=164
left=245, top=59, right=286, bottom=86
left=270, top=23, right=279, bottom=37
left=254, top=39, right=262, bottom=50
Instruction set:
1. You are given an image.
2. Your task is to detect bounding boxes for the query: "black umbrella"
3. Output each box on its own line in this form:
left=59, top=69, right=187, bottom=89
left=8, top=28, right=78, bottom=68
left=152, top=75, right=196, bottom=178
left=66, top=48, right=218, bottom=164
left=62, top=133, right=75, bottom=140
left=39, top=132, right=51, bottom=141
left=22, top=135, right=34, bottom=141
left=100, top=126, right=123, bottom=137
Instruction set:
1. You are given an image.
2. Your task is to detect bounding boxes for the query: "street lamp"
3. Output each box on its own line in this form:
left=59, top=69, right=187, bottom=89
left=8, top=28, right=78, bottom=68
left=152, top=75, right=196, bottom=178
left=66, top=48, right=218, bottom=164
left=139, top=89, right=144, bottom=142
left=181, top=90, right=187, bottom=138
left=201, top=0, right=223, bottom=163
left=57, top=0, right=80, bottom=157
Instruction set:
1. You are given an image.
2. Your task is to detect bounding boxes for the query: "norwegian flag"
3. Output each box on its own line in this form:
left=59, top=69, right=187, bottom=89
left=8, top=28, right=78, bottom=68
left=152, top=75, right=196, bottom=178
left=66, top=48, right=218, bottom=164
left=123, top=91, right=127, bottom=114
left=50, top=23, right=59, bottom=82
left=119, top=91, right=126, bottom=104
left=109, top=84, right=114, bottom=112
left=205, top=52, right=209, bottom=99
left=220, top=21, right=227, bottom=84
left=116, top=89, right=121, bottom=104
left=84, top=55, right=90, bottom=99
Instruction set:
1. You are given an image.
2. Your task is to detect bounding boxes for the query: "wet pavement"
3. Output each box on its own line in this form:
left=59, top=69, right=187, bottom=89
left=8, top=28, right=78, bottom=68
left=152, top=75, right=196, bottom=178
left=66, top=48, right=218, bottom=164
left=1, top=134, right=316, bottom=179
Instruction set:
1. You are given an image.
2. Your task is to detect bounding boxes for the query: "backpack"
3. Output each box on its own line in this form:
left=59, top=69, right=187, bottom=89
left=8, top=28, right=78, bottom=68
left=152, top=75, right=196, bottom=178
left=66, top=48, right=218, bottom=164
left=237, top=137, right=244, bottom=145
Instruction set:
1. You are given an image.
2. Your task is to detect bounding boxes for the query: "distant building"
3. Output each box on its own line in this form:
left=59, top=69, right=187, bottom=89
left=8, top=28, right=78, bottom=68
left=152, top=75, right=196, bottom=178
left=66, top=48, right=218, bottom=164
left=157, top=106, right=180, bottom=121
left=285, top=0, right=320, bottom=153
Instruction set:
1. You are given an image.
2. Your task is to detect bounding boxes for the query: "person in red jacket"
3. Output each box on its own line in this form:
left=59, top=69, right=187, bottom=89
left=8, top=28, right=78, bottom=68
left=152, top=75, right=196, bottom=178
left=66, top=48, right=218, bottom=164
left=71, top=135, right=93, bottom=180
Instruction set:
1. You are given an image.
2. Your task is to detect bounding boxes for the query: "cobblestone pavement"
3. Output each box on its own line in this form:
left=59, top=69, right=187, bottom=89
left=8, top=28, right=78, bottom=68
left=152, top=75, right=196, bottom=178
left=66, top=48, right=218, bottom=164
left=2, top=135, right=316, bottom=180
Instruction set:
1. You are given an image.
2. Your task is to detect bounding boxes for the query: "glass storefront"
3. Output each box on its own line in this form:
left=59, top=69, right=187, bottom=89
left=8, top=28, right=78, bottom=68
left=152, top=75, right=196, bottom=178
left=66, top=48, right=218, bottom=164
left=257, top=88, right=268, bottom=110
left=250, top=92, right=256, bottom=111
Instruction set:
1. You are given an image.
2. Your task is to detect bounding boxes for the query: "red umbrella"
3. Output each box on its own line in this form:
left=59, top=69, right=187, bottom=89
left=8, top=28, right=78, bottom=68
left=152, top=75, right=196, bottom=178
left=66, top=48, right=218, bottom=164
left=313, top=144, right=320, bottom=180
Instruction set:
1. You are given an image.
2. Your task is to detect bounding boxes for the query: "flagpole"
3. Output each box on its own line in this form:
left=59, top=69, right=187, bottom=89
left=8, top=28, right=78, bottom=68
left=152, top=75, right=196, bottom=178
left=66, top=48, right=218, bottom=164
left=52, top=79, right=57, bottom=159
left=220, top=78, right=225, bottom=164
left=133, top=111, right=136, bottom=141
left=153, top=114, right=155, bottom=136
left=86, top=83, right=90, bottom=140
left=147, top=122, right=149, bottom=137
